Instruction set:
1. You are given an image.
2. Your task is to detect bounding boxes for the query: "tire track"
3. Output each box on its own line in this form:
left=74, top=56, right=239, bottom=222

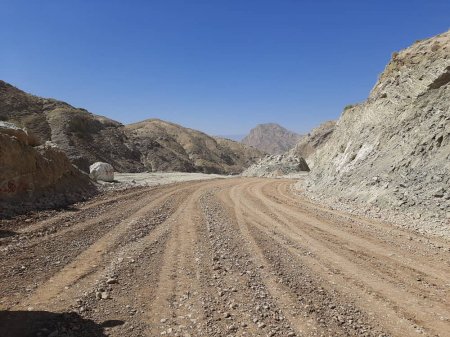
left=2, top=178, right=449, bottom=337
left=235, top=179, right=450, bottom=336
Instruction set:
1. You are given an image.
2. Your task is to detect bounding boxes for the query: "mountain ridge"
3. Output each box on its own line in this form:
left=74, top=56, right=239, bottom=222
left=0, top=81, right=263, bottom=174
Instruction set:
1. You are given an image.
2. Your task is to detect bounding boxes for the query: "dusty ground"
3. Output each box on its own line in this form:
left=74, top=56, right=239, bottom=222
left=0, top=178, right=449, bottom=337
left=108, top=172, right=228, bottom=189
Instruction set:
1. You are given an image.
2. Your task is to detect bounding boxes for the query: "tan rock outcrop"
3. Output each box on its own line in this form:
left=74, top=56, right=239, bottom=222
left=0, top=125, right=96, bottom=216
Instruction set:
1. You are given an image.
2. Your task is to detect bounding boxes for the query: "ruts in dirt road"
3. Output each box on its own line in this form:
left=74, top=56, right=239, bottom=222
left=1, top=178, right=449, bottom=337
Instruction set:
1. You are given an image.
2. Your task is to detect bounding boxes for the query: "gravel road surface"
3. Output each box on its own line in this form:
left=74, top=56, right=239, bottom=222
left=1, top=178, right=449, bottom=337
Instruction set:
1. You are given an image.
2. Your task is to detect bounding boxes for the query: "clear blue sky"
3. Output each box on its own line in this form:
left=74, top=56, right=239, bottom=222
left=1, top=1, right=449, bottom=135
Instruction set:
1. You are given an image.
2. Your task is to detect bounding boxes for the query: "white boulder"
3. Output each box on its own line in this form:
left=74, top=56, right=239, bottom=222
left=89, top=162, right=114, bottom=182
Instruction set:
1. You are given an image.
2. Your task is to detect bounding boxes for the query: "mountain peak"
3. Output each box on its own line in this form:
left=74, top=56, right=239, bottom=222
left=242, top=123, right=302, bottom=154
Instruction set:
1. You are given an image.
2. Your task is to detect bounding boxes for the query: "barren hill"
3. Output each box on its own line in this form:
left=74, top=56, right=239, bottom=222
left=125, top=119, right=263, bottom=174
left=0, top=80, right=143, bottom=172
left=242, top=123, right=302, bottom=154
left=307, top=30, right=450, bottom=224
left=0, top=81, right=262, bottom=174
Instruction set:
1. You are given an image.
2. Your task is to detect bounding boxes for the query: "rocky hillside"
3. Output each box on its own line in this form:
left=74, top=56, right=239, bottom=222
left=0, top=80, right=143, bottom=173
left=0, top=122, right=96, bottom=216
left=290, top=120, right=336, bottom=168
left=125, top=119, right=263, bottom=174
left=242, top=123, right=302, bottom=154
left=307, top=30, right=450, bottom=224
left=242, top=153, right=309, bottom=177
left=0, top=81, right=263, bottom=174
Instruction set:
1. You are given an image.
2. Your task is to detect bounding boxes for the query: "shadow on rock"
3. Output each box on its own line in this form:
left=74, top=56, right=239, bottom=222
left=0, top=310, right=124, bottom=337
left=0, top=230, right=16, bottom=238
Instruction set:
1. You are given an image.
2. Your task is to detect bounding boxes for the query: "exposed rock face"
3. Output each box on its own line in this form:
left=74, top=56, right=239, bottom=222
left=242, top=153, right=309, bottom=177
left=89, top=162, right=114, bottom=182
left=0, top=121, right=41, bottom=146
left=0, top=80, right=143, bottom=173
left=242, top=123, right=302, bottom=154
left=290, top=120, right=336, bottom=168
left=0, top=124, right=96, bottom=216
left=307, top=30, right=450, bottom=222
left=125, top=119, right=263, bottom=174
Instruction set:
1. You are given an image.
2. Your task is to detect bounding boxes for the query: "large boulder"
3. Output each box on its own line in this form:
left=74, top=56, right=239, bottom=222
left=89, top=162, right=114, bottom=182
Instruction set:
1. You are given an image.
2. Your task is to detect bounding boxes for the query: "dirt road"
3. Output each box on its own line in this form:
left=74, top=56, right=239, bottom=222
left=1, top=178, right=449, bottom=337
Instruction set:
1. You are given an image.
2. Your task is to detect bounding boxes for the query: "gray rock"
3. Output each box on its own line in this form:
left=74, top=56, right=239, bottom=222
left=306, top=29, right=450, bottom=227
left=242, top=154, right=309, bottom=177
left=89, top=162, right=114, bottom=182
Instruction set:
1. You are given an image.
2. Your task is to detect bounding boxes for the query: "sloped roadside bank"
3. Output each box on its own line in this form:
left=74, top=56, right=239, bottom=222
left=304, top=30, right=450, bottom=235
left=294, top=177, right=450, bottom=241
left=0, top=123, right=96, bottom=218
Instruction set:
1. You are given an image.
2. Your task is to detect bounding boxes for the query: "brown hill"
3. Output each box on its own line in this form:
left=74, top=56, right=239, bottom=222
left=0, top=81, right=263, bottom=174
left=242, top=123, right=302, bottom=154
left=124, top=119, right=263, bottom=174
left=0, top=80, right=143, bottom=172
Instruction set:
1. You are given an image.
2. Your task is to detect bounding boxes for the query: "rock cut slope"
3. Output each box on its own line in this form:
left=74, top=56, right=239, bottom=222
left=0, top=123, right=96, bottom=216
left=307, top=30, right=450, bottom=223
left=290, top=120, right=336, bottom=168
left=242, top=123, right=302, bottom=154
left=242, top=153, right=309, bottom=177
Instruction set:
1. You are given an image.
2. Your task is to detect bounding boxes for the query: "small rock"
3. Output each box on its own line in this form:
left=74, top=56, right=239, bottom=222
left=107, top=277, right=118, bottom=284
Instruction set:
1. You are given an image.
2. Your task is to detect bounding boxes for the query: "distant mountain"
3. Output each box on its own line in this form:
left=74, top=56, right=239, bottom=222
left=0, top=80, right=263, bottom=174
left=242, top=123, right=302, bottom=154
left=125, top=119, right=263, bottom=174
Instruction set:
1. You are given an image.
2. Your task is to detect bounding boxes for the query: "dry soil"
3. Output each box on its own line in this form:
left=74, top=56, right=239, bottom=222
left=0, top=178, right=449, bottom=337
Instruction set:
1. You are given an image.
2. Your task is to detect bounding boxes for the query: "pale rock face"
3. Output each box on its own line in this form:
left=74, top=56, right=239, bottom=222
left=242, top=154, right=309, bottom=177
left=0, top=122, right=96, bottom=216
left=290, top=120, right=336, bottom=168
left=89, top=162, right=115, bottom=182
left=307, top=30, right=450, bottom=222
